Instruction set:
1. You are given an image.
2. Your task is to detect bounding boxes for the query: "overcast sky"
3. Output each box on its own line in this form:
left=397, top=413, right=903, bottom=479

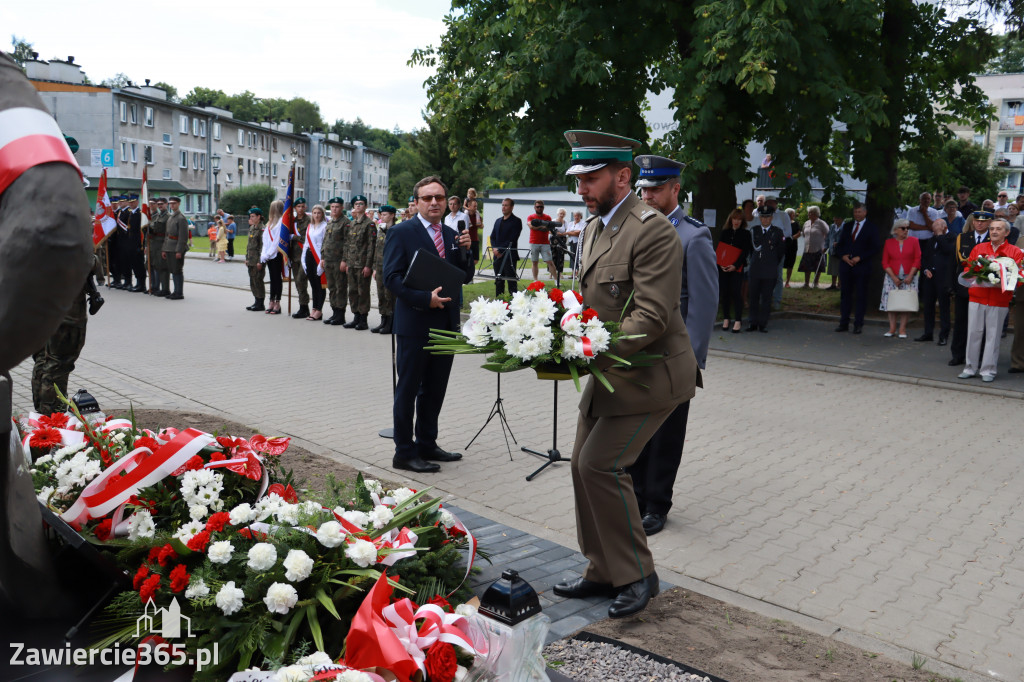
left=3, top=0, right=451, bottom=132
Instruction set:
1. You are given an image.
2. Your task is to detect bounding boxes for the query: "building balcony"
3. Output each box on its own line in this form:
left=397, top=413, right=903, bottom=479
left=999, top=116, right=1024, bottom=131
left=996, top=152, right=1024, bottom=167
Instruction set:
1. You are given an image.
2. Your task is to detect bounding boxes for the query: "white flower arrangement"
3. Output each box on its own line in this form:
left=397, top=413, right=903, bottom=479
left=368, top=505, right=394, bottom=529
left=185, top=577, right=210, bottom=599
left=263, top=582, right=299, bottom=614
left=208, top=540, right=233, bottom=564
left=216, top=580, right=245, bottom=616
left=283, top=549, right=314, bottom=582
left=344, top=538, right=378, bottom=568
left=127, top=510, right=155, bottom=540
left=316, top=521, right=345, bottom=548
left=247, top=542, right=278, bottom=572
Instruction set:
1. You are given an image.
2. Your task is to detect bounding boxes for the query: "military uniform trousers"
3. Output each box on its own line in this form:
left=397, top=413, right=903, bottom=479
left=289, top=254, right=310, bottom=306
left=248, top=264, right=266, bottom=301
left=32, top=322, right=86, bottom=415
left=571, top=402, right=676, bottom=587
left=347, top=266, right=371, bottom=315
left=374, top=268, right=394, bottom=316
left=148, top=237, right=165, bottom=287
left=163, top=248, right=184, bottom=275
left=324, top=261, right=347, bottom=313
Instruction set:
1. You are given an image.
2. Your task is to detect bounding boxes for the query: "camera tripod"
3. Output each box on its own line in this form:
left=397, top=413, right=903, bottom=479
left=465, top=373, right=516, bottom=460
left=521, top=378, right=567, bottom=481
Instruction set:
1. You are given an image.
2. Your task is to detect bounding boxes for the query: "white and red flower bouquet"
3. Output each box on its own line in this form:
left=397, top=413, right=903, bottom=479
left=426, top=280, right=643, bottom=391
left=961, top=254, right=1023, bottom=291
left=19, top=403, right=482, bottom=681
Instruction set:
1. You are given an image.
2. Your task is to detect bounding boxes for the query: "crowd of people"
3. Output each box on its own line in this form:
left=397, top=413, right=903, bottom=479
left=715, top=187, right=1024, bottom=381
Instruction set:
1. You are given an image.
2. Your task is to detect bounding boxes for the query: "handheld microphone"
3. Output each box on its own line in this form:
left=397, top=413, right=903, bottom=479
left=457, top=219, right=469, bottom=256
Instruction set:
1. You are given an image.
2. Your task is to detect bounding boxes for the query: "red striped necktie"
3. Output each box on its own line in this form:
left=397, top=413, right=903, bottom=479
left=431, top=224, right=446, bottom=259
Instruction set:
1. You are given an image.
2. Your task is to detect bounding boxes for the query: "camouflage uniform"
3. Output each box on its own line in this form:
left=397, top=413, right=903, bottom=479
left=147, top=207, right=168, bottom=295
left=32, top=275, right=88, bottom=415
left=247, top=219, right=267, bottom=301
left=343, top=215, right=376, bottom=316
left=289, top=213, right=311, bottom=308
left=373, top=221, right=394, bottom=316
left=323, top=215, right=350, bottom=319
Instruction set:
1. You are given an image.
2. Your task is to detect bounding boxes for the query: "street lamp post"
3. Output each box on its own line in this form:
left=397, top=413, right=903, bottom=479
left=238, top=158, right=244, bottom=189
left=211, top=153, right=221, bottom=212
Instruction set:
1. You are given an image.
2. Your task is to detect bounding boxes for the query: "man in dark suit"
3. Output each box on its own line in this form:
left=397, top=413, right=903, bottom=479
left=916, top=219, right=955, bottom=344
left=834, top=202, right=881, bottom=334
left=383, top=175, right=474, bottom=474
left=950, top=211, right=991, bottom=365
left=747, top=206, right=785, bottom=332
left=490, top=197, right=522, bottom=296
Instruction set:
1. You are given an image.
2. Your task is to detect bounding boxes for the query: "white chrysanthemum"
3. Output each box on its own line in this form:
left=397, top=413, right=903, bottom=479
left=439, top=509, right=456, bottom=528
left=52, top=441, right=86, bottom=461
left=189, top=504, right=209, bottom=521
left=560, top=315, right=583, bottom=336
left=341, top=510, right=370, bottom=529
left=185, top=577, right=210, bottom=599
left=36, top=486, right=54, bottom=504
left=368, top=505, right=394, bottom=529
left=505, top=337, right=523, bottom=358
left=482, top=299, right=511, bottom=326
left=300, top=500, right=322, bottom=516
left=283, top=549, right=315, bottom=582
left=462, top=319, right=491, bottom=347
left=112, top=432, right=126, bottom=443
left=390, top=487, right=416, bottom=506
left=254, top=493, right=283, bottom=521
left=247, top=543, right=277, bottom=572
left=173, top=520, right=205, bottom=543
left=363, top=479, right=383, bottom=495
left=127, top=510, right=155, bottom=540
left=316, top=521, right=345, bottom=548
left=516, top=337, right=543, bottom=361
left=562, top=337, right=586, bottom=361
left=508, top=291, right=530, bottom=315
left=229, top=503, right=255, bottom=526
left=345, top=538, right=378, bottom=568
left=55, top=452, right=102, bottom=492
left=584, top=325, right=611, bottom=353
left=988, top=273, right=1000, bottom=284
left=34, top=454, right=53, bottom=466
left=215, top=581, right=244, bottom=616
left=208, top=540, right=233, bottom=564
left=530, top=296, right=557, bottom=321
left=468, top=296, right=490, bottom=322
left=263, top=582, right=298, bottom=615
left=275, top=503, right=300, bottom=527
left=297, top=652, right=333, bottom=667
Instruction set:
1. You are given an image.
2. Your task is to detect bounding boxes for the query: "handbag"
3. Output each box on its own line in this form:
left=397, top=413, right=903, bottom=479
left=886, top=288, right=919, bottom=312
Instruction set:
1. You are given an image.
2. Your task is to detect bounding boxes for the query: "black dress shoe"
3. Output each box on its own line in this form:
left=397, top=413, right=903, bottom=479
left=852, top=326, right=863, bottom=334
left=745, top=324, right=758, bottom=332
left=937, top=336, right=948, bottom=346
left=552, top=577, right=617, bottom=600
left=608, top=573, right=660, bottom=619
left=291, top=305, right=309, bottom=319
left=948, top=357, right=965, bottom=366
left=1009, top=367, right=1024, bottom=374
left=392, top=457, right=440, bottom=473
left=642, top=513, right=667, bottom=536
left=247, top=300, right=266, bottom=311
left=914, top=334, right=933, bottom=342
left=420, top=447, right=462, bottom=462
left=328, top=315, right=346, bottom=326
left=834, top=325, right=849, bottom=332
left=759, top=326, right=768, bottom=333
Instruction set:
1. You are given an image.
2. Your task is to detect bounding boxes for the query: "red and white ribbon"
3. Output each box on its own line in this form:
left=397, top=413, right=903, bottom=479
left=381, top=599, right=484, bottom=674
left=376, top=527, right=419, bottom=566
left=0, top=107, right=82, bottom=196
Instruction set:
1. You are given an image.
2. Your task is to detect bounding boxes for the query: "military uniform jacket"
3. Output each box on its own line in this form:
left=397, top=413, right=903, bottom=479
left=373, top=221, right=393, bottom=270
left=290, top=214, right=311, bottom=260
left=343, top=215, right=376, bottom=269
left=148, top=210, right=167, bottom=239
left=748, top=224, right=785, bottom=279
left=578, top=192, right=699, bottom=418
left=322, top=217, right=350, bottom=263
left=162, top=211, right=189, bottom=254
left=246, top=221, right=265, bottom=267
left=117, top=207, right=132, bottom=232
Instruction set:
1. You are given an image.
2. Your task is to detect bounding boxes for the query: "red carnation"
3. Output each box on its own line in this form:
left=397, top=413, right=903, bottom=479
left=205, top=512, right=231, bottom=533
left=548, top=288, right=564, bottom=304
left=237, top=528, right=268, bottom=540
left=581, top=308, right=599, bottom=322
left=424, top=641, right=458, bottom=682
left=157, top=544, right=176, bottom=567
left=526, top=280, right=545, bottom=292
left=28, top=428, right=62, bottom=450
left=172, top=455, right=205, bottom=476
left=133, top=564, right=150, bottom=590
left=133, top=436, right=159, bottom=452
left=93, top=519, right=113, bottom=541
left=427, top=594, right=452, bottom=612
left=139, top=575, right=160, bottom=603
left=147, top=547, right=162, bottom=565
left=187, top=530, right=211, bottom=552
left=168, top=564, right=190, bottom=593
left=209, top=452, right=227, bottom=462
left=38, top=413, right=70, bottom=429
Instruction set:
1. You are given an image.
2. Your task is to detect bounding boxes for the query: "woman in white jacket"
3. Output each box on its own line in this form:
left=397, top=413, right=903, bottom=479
left=260, top=200, right=286, bottom=314
left=302, top=204, right=328, bottom=320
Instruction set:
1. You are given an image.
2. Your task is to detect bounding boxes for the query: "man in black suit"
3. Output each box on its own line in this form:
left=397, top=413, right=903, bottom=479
left=950, top=211, right=991, bottom=365
left=916, top=219, right=955, bottom=344
left=834, top=203, right=881, bottom=334
left=490, top=197, right=522, bottom=296
left=383, top=176, right=474, bottom=474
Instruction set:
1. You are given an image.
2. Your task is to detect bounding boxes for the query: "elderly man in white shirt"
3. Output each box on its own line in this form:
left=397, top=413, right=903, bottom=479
left=906, top=191, right=942, bottom=250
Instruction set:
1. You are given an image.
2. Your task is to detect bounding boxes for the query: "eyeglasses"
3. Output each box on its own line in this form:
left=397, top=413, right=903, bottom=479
left=417, top=194, right=447, bottom=203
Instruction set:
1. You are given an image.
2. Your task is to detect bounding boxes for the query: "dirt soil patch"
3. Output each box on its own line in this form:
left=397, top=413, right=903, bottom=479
left=133, top=410, right=955, bottom=682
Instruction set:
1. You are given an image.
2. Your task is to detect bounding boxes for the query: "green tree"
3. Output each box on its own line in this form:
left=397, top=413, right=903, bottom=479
left=10, top=35, right=33, bottom=66
left=985, top=34, right=1024, bottom=72
left=263, top=97, right=290, bottom=124
left=153, top=81, right=178, bottom=102
left=219, top=185, right=277, bottom=220
left=101, top=72, right=132, bottom=88
left=217, top=91, right=266, bottom=123
left=897, top=137, right=1006, bottom=205
left=182, top=86, right=225, bottom=108
left=283, top=98, right=324, bottom=133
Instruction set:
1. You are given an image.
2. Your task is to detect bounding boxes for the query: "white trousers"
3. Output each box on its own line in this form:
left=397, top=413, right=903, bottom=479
left=965, top=301, right=1008, bottom=377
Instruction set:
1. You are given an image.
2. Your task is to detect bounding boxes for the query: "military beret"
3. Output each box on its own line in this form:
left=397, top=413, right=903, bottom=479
left=758, top=205, right=775, bottom=216
left=294, top=197, right=306, bottom=205
left=564, top=130, right=641, bottom=175
left=634, top=155, right=685, bottom=189
left=408, top=196, right=415, bottom=203
left=128, top=193, right=139, bottom=200
left=380, top=205, right=396, bottom=213
left=329, top=196, right=345, bottom=205
left=351, top=195, right=367, bottom=206
left=168, top=196, right=181, bottom=202
left=248, top=207, right=263, bottom=216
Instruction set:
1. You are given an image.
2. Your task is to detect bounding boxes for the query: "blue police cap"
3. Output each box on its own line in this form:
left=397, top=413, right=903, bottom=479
left=634, top=154, right=685, bottom=188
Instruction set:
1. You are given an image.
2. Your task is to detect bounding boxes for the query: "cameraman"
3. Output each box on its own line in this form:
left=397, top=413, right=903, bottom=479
left=527, top=200, right=557, bottom=281
left=491, top=198, right=522, bottom=296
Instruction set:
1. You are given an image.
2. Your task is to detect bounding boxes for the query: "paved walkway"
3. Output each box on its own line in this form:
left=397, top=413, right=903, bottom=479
left=12, top=273, right=1023, bottom=682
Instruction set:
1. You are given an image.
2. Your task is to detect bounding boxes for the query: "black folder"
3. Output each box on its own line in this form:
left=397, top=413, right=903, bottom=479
left=403, top=247, right=466, bottom=303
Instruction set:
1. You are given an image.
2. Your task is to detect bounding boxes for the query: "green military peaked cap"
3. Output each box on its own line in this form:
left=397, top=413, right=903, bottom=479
left=564, top=130, right=641, bottom=175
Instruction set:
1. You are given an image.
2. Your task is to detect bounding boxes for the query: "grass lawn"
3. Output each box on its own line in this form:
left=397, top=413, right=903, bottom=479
left=190, top=236, right=248, bottom=254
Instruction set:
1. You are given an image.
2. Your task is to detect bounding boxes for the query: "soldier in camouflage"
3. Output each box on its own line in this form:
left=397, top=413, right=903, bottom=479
left=246, top=207, right=267, bottom=311
left=160, top=196, right=189, bottom=299
left=340, top=194, right=376, bottom=330
left=289, top=197, right=311, bottom=319
left=370, top=205, right=396, bottom=334
left=322, top=196, right=350, bottom=325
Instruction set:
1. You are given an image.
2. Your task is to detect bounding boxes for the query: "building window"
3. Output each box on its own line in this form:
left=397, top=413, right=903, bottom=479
left=130, top=104, right=137, bottom=125
left=192, top=118, right=199, bottom=136
left=162, top=133, right=172, bottom=145
left=179, top=115, right=188, bottom=134
left=197, top=195, right=205, bottom=213
left=179, top=151, right=187, bottom=168
left=272, top=138, right=277, bottom=151
left=144, top=145, right=153, bottom=164
left=193, top=152, right=199, bottom=170
left=975, top=133, right=986, bottom=146
left=200, top=120, right=207, bottom=138
left=238, top=129, right=244, bottom=145
left=130, top=143, right=137, bottom=163
left=226, top=172, right=233, bottom=183
left=248, top=132, right=254, bottom=148
left=185, top=195, right=193, bottom=212
left=119, top=101, right=127, bottom=123
left=120, top=141, right=127, bottom=162
left=213, top=122, right=221, bottom=140
left=162, top=169, right=172, bottom=180
left=144, top=106, right=154, bottom=127
left=200, top=153, right=206, bottom=171
left=226, top=144, right=232, bottom=154
left=273, top=163, right=277, bottom=177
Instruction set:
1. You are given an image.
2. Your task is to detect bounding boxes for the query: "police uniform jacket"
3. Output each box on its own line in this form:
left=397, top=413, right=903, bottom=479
left=748, top=223, right=785, bottom=279
left=162, top=211, right=189, bottom=254
left=954, top=230, right=989, bottom=293
left=578, top=192, right=699, bottom=418
left=666, top=205, right=718, bottom=369
left=322, top=217, right=350, bottom=263
left=344, top=215, right=376, bottom=269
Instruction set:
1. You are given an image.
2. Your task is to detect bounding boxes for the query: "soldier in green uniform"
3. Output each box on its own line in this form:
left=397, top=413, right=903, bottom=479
left=160, top=196, right=189, bottom=299
left=323, top=196, right=351, bottom=325
left=371, top=205, right=396, bottom=334
left=340, top=194, right=376, bottom=330
left=147, top=197, right=168, bottom=296
left=246, top=207, right=267, bottom=311
left=289, top=197, right=311, bottom=319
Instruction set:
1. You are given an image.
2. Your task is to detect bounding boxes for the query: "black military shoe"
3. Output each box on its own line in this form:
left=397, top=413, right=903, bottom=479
left=247, top=300, right=265, bottom=311
left=322, top=312, right=337, bottom=324
left=328, top=313, right=346, bottom=326
left=370, top=317, right=385, bottom=333
left=342, top=315, right=358, bottom=328
left=937, top=334, right=948, bottom=346
left=420, top=446, right=462, bottom=462
left=852, top=325, right=863, bottom=334
left=291, top=305, right=309, bottom=319
left=87, top=293, right=104, bottom=315
left=392, top=457, right=440, bottom=474
left=834, top=324, right=849, bottom=332
left=354, top=313, right=369, bottom=330
left=642, top=513, right=667, bottom=536
left=948, top=357, right=965, bottom=366
left=745, top=324, right=758, bottom=332
left=914, top=334, right=933, bottom=342
left=378, top=316, right=392, bottom=334
left=608, top=573, right=660, bottom=619
left=552, top=577, right=617, bottom=600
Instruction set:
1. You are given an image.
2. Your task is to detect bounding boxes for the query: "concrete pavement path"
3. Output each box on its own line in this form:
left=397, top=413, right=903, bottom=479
left=13, top=279, right=1023, bottom=681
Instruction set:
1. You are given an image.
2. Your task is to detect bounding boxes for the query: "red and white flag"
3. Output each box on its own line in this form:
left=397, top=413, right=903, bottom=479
left=140, top=168, right=150, bottom=243
left=92, top=168, right=117, bottom=246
